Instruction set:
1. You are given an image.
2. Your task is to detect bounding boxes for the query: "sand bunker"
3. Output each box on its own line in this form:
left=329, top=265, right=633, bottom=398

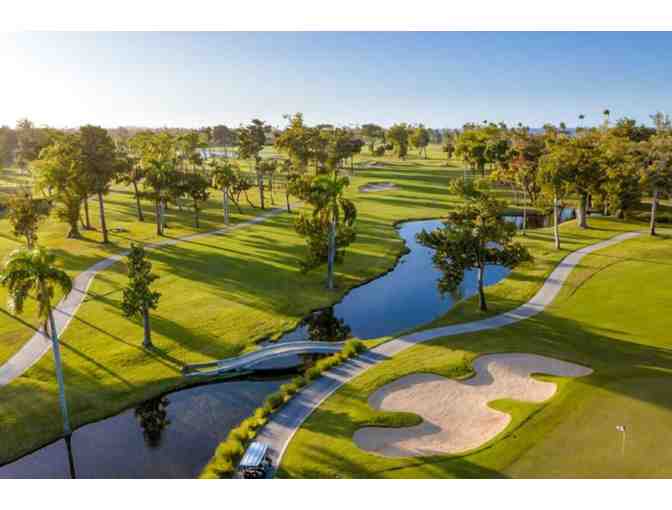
left=359, top=181, right=397, bottom=193
left=354, top=353, right=592, bottom=457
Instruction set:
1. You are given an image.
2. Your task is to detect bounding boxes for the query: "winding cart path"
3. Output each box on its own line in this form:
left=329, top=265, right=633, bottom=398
left=0, top=207, right=290, bottom=386
left=251, top=231, right=641, bottom=476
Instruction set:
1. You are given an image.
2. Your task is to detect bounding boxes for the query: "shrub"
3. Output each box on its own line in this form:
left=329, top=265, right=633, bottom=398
left=305, top=365, right=322, bottom=381
left=280, top=382, right=298, bottom=397
left=373, top=146, right=386, bottom=157
left=292, top=375, right=307, bottom=388
left=265, top=391, right=284, bottom=410
left=200, top=339, right=369, bottom=478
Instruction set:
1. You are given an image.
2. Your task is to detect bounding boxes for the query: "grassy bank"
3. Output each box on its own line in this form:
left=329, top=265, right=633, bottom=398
left=278, top=222, right=672, bottom=478
left=0, top=151, right=469, bottom=465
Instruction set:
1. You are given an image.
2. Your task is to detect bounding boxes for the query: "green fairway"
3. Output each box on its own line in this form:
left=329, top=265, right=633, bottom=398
left=0, top=150, right=474, bottom=464
left=278, top=224, right=672, bottom=478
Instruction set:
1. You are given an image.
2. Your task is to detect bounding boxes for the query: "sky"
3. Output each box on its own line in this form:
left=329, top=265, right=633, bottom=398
left=1, top=31, right=671, bottom=129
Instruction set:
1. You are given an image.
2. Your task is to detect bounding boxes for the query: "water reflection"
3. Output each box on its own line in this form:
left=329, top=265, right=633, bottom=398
left=135, top=397, right=171, bottom=448
left=0, top=378, right=287, bottom=478
left=306, top=308, right=351, bottom=342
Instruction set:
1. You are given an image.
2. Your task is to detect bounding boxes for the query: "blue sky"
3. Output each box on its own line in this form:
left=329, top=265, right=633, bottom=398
left=1, top=31, right=671, bottom=129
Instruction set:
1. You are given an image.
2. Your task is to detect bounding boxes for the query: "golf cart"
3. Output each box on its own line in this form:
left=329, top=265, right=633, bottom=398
left=238, top=441, right=272, bottom=479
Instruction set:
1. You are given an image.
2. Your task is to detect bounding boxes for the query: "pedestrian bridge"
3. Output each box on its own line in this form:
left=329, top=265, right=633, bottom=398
left=182, top=341, right=345, bottom=377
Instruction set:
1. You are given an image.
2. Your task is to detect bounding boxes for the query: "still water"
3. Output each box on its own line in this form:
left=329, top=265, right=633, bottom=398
left=0, top=217, right=534, bottom=478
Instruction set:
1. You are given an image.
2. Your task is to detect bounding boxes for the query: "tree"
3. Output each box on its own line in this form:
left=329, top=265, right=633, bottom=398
left=15, top=118, right=51, bottom=173
left=600, top=134, right=643, bottom=218
left=257, top=159, right=278, bottom=205
left=1, top=247, right=73, bottom=436
left=498, top=131, right=545, bottom=234
left=183, top=172, right=210, bottom=227
left=603, top=109, right=611, bottom=130
left=360, top=123, right=384, bottom=154
left=239, top=119, right=267, bottom=208
left=280, top=159, right=300, bottom=212
left=455, top=129, right=489, bottom=176
left=6, top=190, right=51, bottom=248
left=386, top=124, right=410, bottom=159
left=0, top=125, right=17, bottom=166
left=410, top=125, right=430, bottom=159
left=418, top=195, right=531, bottom=311
left=212, top=124, right=237, bottom=150
left=132, top=132, right=178, bottom=236
left=33, top=133, right=88, bottom=239
left=210, top=159, right=240, bottom=224
left=290, top=170, right=357, bottom=290
left=538, top=138, right=573, bottom=249
left=650, top=112, right=671, bottom=133
left=641, top=134, right=672, bottom=235
left=116, top=141, right=145, bottom=221
left=540, top=133, right=603, bottom=230
left=442, top=137, right=455, bottom=164
left=121, top=243, right=161, bottom=348
left=79, top=125, right=119, bottom=243
left=274, top=113, right=312, bottom=171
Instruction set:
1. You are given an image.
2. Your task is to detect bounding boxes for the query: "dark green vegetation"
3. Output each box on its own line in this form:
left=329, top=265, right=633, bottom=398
left=278, top=221, right=672, bottom=478
left=200, top=339, right=366, bottom=478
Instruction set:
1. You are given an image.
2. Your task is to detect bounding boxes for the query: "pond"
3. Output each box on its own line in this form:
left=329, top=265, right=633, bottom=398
left=276, top=219, right=511, bottom=342
left=0, top=214, right=555, bottom=478
left=0, top=377, right=288, bottom=479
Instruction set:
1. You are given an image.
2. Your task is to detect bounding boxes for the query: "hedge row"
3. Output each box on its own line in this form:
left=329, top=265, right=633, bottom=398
left=200, top=339, right=367, bottom=478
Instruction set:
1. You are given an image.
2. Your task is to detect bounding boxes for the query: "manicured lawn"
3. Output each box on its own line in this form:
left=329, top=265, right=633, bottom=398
left=0, top=151, right=473, bottom=464
left=278, top=223, right=672, bottom=478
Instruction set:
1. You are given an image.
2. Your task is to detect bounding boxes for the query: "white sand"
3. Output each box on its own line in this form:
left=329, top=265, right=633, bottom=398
left=359, top=182, right=397, bottom=193
left=354, top=353, right=592, bottom=457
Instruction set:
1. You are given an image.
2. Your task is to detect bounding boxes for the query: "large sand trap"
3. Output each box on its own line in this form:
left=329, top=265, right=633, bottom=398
left=359, top=181, right=397, bottom=193
left=354, top=353, right=592, bottom=457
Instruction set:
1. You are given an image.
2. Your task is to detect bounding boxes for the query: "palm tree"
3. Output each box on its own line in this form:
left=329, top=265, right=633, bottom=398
left=578, top=114, right=585, bottom=129
left=311, top=171, right=357, bottom=290
left=603, top=109, right=611, bottom=130
left=1, top=247, right=73, bottom=436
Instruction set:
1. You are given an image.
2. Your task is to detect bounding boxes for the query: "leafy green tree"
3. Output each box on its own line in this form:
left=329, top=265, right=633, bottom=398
left=239, top=119, right=267, bottom=208
left=290, top=171, right=357, bottom=290
left=1, top=247, right=73, bottom=435
left=79, top=125, right=119, bottom=243
left=176, top=131, right=206, bottom=172
left=280, top=159, right=300, bottom=212
left=275, top=113, right=313, bottom=171
left=599, top=134, right=642, bottom=218
left=121, top=243, right=161, bottom=348
left=0, top=125, right=17, bottom=166
left=493, top=131, right=545, bottom=234
left=6, top=190, right=51, bottom=248
left=116, top=141, right=145, bottom=222
left=442, top=137, right=455, bottom=163
left=417, top=195, right=532, bottom=311
left=257, top=159, right=278, bottom=205
left=360, top=123, right=385, bottom=154
left=386, top=124, right=410, bottom=159
left=538, top=138, right=573, bottom=249
left=410, top=125, right=431, bottom=159
left=210, top=159, right=240, bottom=224
left=212, top=124, right=237, bottom=150
left=33, top=133, right=88, bottom=239
left=183, top=172, right=210, bottom=227
left=132, top=132, right=178, bottom=236
left=15, top=118, right=51, bottom=173
left=641, top=134, right=672, bottom=235
left=455, top=129, right=489, bottom=176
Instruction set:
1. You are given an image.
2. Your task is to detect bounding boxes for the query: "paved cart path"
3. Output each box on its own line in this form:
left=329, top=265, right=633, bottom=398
left=0, top=207, right=290, bottom=386
left=251, top=231, right=641, bottom=476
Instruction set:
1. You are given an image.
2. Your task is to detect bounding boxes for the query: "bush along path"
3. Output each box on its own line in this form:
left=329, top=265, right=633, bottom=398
left=0, top=207, right=292, bottom=387
left=200, top=339, right=367, bottom=478
left=237, top=230, right=640, bottom=478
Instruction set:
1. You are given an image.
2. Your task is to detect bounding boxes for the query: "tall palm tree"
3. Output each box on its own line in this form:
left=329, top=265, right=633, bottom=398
left=1, top=247, right=73, bottom=436
left=311, top=171, right=357, bottom=290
